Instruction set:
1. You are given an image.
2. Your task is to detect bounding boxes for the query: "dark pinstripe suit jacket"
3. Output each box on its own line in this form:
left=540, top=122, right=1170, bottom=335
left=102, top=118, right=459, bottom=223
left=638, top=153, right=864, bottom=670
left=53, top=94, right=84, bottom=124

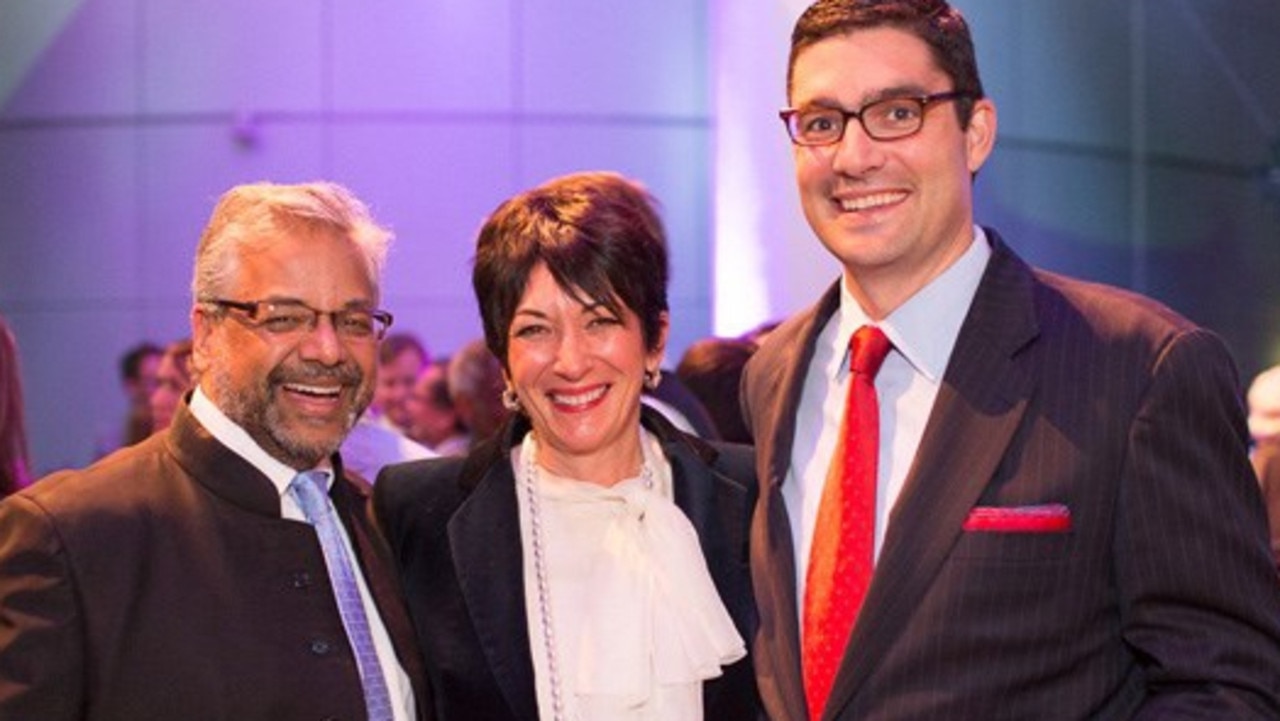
left=741, top=231, right=1280, bottom=720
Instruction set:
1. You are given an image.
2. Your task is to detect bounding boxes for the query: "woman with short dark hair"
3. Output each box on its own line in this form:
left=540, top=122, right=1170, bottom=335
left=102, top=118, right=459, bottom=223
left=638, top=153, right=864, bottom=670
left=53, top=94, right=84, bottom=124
left=375, top=171, right=760, bottom=721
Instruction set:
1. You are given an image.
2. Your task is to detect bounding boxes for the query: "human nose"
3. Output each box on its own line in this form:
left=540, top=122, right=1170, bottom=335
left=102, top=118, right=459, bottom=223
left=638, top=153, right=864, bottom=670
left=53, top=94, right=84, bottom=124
left=552, top=326, right=591, bottom=378
left=297, top=313, right=345, bottom=364
left=830, top=117, right=886, bottom=176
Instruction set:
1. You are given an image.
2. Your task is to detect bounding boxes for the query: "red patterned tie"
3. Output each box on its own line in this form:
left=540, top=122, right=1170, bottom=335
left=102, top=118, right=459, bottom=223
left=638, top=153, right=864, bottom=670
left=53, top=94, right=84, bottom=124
left=803, top=325, right=891, bottom=720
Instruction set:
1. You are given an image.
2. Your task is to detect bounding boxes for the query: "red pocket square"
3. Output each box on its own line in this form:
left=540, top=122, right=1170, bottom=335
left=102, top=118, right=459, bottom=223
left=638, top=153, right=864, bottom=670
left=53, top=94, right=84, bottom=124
left=962, top=503, right=1072, bottom=533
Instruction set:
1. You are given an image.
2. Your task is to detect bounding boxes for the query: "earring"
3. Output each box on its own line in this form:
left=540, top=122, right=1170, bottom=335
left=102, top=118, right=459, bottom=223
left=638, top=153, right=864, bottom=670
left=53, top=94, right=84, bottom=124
left=644, top=368, right=662, bottom=390
left=501, top=387, right=523, bottom=413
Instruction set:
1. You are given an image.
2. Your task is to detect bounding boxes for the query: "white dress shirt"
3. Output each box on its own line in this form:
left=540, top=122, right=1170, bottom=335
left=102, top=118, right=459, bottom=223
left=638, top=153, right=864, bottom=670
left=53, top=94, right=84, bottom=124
left=189, top=388, right=416, bottom=721
left=785, top=227, right=992, bottom=610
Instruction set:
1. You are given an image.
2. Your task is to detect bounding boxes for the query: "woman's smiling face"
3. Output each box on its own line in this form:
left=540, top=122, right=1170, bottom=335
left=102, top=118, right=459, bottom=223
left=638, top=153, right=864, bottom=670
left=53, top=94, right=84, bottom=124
left=504, top=262, right=665, bottom=483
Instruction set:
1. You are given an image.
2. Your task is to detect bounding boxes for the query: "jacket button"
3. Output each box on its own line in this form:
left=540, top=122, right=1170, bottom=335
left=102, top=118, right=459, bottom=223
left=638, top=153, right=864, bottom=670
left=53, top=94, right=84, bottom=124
left=309, top=639, right=333, bottom=655
left=291, top=571, right=313, bottom=589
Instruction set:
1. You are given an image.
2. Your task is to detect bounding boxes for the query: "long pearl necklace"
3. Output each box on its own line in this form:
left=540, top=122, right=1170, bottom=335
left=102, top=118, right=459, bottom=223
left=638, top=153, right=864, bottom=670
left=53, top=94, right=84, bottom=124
left=521, top=437, right=654, bottom=721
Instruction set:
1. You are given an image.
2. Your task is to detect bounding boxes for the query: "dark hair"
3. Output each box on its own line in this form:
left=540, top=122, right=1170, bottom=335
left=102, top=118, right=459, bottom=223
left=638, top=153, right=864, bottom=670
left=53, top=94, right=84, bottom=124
left=120, top=341, right=162, bottom=382
left=472, top=171, right=669, bottom=368
left=423, top=357, right=456, bottom=410
left=788, top=0, right=984, bottom=127
left=676, top=337, right=758, bottom=444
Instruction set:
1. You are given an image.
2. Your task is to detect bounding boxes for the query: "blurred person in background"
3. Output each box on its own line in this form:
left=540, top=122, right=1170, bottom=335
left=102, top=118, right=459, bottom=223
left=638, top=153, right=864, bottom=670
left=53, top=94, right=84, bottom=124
left=372, top=332, right=429, bottom=433
left=93, top=341, right=162, bottom=457
left=1247, top=364, right=1280, bottom=571
left=406, top=356, right=470, bottom=456
left=149, top=338, right=194, bottom=432
left=676, top=336, right=759, bottom=444
left=342, top=332, right=434, bottom=480
left=447, top=337, right=510, bottom=449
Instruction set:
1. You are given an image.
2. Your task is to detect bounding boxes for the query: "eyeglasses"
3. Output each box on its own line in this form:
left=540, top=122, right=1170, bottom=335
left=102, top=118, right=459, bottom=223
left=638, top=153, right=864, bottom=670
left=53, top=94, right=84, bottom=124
left=780, top=91, right=969, bottom=146
left=204, top=299, right=394, bottom=341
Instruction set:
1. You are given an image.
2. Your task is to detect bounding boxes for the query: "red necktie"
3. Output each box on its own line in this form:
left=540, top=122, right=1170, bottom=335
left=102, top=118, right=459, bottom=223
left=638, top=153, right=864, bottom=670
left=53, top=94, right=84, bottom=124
left=803, top=325, right=891, bottom=720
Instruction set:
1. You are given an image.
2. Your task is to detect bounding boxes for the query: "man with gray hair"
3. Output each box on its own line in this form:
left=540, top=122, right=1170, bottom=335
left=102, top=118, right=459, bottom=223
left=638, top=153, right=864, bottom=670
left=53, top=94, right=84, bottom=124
left=446, top=337, right=510, bottom=449
left=0, top=181, right=425, bottom=719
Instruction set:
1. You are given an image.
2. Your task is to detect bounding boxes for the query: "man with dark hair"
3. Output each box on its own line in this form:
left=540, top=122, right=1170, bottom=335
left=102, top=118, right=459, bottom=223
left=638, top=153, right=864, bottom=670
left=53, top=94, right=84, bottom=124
left=741, top=1, right=1280, bottom=718
left=94, top=341, right=162, bottom=457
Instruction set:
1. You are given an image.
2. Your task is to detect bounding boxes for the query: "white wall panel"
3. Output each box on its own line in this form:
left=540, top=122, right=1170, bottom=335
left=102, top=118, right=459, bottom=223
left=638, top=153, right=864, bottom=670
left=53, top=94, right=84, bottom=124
left=328, top=119, right=519, bottom=354
left=0, top=127, right=139, bottom=303
left=520, top=0, right=708, bottom=117
left=331, top=0, right=516, bottom=113
left=137, top=122, right=328, bottom=307
left=142, top=0, right=324, bottom=113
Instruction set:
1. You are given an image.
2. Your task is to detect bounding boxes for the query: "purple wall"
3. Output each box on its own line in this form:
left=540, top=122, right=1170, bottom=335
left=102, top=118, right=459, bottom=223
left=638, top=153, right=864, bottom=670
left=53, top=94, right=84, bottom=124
left=2, top=0, right=714, bottom=473
left=4, top=0, right=1280, bottom=476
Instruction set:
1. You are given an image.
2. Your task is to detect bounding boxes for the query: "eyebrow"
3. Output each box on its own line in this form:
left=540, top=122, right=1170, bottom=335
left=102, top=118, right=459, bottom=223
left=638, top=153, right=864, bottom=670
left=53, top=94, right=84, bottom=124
left=800, top=83, right=933, bottom=110
left=261, top=296, right=377, bottom=311
left=511, top=299, right=614, bottom=324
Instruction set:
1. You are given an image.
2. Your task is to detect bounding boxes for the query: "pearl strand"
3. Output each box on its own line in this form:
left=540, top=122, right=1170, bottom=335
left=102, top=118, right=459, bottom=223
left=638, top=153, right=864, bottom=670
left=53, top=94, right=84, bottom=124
left=521, top=437, right=654, bottom=721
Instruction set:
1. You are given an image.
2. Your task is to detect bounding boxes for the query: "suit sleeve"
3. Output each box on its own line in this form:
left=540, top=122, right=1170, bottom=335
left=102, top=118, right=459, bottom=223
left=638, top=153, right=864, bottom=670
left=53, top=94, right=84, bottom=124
left=0, top=495, right=85, bottom=720
left=1249, top=441, right=1280, bottom=571
left=371, top=462, right=427, bottom=564
left=1119, top=328, right=1280, bottom=718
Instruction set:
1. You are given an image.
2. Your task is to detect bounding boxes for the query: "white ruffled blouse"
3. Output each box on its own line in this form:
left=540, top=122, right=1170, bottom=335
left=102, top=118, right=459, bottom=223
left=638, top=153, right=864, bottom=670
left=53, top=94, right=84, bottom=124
left=513, top=429, right=746, bottom=721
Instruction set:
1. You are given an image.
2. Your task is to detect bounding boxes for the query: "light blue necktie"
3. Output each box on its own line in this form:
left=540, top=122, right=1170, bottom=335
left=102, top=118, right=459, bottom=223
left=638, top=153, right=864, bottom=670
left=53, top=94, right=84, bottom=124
left=290, top=471, right=394, bottom=721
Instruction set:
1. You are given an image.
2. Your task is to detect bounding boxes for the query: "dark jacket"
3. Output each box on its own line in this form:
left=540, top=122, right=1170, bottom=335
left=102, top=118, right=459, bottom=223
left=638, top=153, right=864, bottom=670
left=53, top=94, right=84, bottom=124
left=374, top=406, right=761, bottom=721
left=742, top=231, right=1280, bottom=720
left=0, top=401, right=427, bottom=720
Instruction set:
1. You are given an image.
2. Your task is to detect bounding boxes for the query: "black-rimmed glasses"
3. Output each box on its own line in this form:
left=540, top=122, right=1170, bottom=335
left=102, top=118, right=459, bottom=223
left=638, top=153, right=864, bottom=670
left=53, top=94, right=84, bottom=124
left=203, top=299, right=393, bottom=341
left=780, top=91, right=970, bottom=146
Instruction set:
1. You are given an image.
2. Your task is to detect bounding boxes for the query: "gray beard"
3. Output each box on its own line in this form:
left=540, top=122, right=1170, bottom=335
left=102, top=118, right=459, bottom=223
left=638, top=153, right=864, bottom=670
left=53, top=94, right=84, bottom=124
left=205, top=363, right=366, bottom=470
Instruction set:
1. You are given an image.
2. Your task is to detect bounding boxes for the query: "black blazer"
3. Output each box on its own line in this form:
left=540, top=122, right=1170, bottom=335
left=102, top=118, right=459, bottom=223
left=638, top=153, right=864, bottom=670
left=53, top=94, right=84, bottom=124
left=374, top=406, right=761, bottom=721
left=741, top=231, right=1280, bottom=720
left=0, top=401, right=427, bottom=720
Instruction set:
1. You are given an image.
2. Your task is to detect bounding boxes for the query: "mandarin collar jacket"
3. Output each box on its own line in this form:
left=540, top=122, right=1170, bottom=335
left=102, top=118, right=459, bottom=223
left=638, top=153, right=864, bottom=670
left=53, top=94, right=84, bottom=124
left=0, top=400, right=428, bottom=720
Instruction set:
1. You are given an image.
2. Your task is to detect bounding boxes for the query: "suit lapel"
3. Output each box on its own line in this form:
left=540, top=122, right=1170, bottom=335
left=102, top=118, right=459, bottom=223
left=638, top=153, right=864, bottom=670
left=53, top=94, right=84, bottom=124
left=751, top=284, right=842, bottom=721
left=448, top=451, right=539, bottom=721
left=822, top=235, right=1041, bottom=717
left=659, top=414, right=750, bottom=598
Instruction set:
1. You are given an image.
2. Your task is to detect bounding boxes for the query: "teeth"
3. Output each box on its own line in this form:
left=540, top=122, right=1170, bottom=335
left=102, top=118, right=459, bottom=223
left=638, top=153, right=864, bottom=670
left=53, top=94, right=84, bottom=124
left=286, top=383, right=341, bottom=397
left=839, top=191, right=905, bottom=212
left=550, top=386, right=606, bottom=407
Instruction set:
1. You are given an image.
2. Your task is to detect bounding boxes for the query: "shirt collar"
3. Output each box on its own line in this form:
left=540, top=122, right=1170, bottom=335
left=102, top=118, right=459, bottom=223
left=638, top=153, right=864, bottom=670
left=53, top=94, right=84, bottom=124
left=834, top=225, right=991, bottom=381
left=189, top=386, right=333, bottom=496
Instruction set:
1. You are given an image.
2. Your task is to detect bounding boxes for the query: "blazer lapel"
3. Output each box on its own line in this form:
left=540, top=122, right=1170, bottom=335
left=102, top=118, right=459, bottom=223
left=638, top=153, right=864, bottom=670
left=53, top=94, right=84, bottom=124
left=657, top=412, right=751, bottom=605
left=751, top=283, right=842, bottom=721
left=822, top=234, right=1041, bottom=717
left=448, top=449, right=539, bottom=721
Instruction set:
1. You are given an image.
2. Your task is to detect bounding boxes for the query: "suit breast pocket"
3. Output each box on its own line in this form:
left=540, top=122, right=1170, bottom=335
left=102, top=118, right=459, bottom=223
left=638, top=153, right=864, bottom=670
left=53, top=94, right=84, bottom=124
left=950, top=529, right=1073, bottom=562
